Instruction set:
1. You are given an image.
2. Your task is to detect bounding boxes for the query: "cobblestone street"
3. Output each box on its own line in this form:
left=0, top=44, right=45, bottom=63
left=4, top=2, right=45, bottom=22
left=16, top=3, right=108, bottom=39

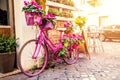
left=0, top=42, right=120, bottom=80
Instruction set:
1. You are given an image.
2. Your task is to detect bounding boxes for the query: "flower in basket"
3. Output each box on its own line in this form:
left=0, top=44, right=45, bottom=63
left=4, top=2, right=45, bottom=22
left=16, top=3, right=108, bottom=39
left=57, top=48, right=68, bottom=57
left=22, top=1, right=45, bottom=25
left=41, top=13, right=57, bottom=29
left=74, top=16, right=87, bottom=29
left=64, top=21, right=73, bottom=34
left=62, top=34, right=84, bottom=49
left=22, top=1, right=45, bottom=13
left=64, top=21, right=71, bottom=27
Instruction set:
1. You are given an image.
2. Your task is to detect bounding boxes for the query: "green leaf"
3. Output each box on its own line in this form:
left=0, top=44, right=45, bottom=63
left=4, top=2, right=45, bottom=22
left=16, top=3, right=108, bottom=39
left=0, top=34, right=18, bottom=53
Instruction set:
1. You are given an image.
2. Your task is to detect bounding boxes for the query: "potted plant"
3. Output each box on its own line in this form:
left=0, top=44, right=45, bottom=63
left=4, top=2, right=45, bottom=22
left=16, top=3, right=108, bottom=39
left=22, top=1, right=45, bottom=25
left=75, top=16, right=87, bottom=29
left=56, top=34, right=84, bottom=58
left=62, top=34, right=84, bottom=49
left=68, top=0, right=74, bottom=6
left=64, top=21, right=74, bottom=34
left=74, top=16, right=91, bottom=58
left=0, top=34, right=18, bottom=73
left=48, top=8, right=60, bottom=16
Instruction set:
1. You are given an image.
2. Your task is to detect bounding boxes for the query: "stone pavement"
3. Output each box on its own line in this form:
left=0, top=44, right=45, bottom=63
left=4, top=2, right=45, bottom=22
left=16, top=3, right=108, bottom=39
left=0, top=42, right=120, bottom=80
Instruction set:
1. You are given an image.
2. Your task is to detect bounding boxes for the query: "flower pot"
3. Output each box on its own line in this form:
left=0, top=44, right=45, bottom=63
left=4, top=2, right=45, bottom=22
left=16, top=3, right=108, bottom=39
left=25, top=12, right=42, bottom=25
left=79, top=44, right=85, bottom=53
left=0, top=52, right=15, bottom=73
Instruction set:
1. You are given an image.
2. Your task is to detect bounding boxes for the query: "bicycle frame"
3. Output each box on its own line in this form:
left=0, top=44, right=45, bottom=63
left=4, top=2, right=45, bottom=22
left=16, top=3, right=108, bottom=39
left=32, top=28, right=63, bottom=59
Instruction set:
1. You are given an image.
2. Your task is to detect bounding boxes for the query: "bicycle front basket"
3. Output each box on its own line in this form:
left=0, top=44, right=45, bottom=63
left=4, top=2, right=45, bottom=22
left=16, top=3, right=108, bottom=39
left=25, top=12, right=42, bottom=25
left=42, top=22, right=54, bottom=29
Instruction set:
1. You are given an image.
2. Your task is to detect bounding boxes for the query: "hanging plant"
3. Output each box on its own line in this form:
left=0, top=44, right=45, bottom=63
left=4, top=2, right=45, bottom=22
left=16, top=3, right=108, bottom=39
left=22, top=1, right=46, bottom=25
left=22, top=1, right=45, bottom=13
left=48, top=8, right=60, bottom=16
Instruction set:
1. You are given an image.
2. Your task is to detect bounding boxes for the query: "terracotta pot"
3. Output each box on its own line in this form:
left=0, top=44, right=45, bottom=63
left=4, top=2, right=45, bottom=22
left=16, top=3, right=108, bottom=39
left=79, top=44, right=85, bottom=53
left=0, top=52, right=15, bottom=73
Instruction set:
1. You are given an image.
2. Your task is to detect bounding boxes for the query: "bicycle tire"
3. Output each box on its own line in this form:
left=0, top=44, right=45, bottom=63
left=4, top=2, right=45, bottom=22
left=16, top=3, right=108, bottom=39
left=18, top=39, right=48, bottom=77
left=64, top=47, right=79, bottom=65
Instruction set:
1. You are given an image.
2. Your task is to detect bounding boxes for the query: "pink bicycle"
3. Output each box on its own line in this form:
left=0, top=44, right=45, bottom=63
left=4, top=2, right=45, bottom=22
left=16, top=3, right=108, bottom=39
left=18, top=24, right=80, bottom=77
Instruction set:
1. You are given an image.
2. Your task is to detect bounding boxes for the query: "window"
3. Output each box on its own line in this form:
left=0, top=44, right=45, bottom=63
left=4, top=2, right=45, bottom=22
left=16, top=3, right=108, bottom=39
left=0, top=0, right=9, bottom=25
left=0, top=0, right=14, bottom=35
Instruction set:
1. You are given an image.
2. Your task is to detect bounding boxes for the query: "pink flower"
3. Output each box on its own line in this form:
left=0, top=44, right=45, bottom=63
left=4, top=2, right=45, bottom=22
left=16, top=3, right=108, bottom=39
left=63, top=34, right=69, bottom=38
left=36, top=5, right=42, bottom=9
left=64, top=21, right=71, bottom=27
left=31, top=1, right=37, bottom=5
left=72, top=43, right=78, bottom=49
left=71, top=34, right=77, bottom=39
left=45, top=13, right=56, bottom=18
left=24, top=1, right=29, bottom=6
left=78, top=35, right=83, bottom=39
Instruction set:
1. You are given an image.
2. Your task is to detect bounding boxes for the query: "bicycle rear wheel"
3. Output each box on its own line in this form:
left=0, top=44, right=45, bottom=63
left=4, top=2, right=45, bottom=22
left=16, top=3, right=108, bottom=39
left=64, top=47, right=79, bottom=65
left=18, top=39, right=48, bottom=77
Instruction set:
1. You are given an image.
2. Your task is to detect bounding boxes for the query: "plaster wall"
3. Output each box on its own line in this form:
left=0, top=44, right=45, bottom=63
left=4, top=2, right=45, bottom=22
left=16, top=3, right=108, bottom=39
left=14, top=0, right=42, bottom=69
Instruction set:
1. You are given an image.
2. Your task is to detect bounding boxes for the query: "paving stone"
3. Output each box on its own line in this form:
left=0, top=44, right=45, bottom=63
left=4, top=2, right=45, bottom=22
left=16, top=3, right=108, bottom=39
left=100, top=73, right=106, bottom=77
left=1, top=42, right=120, bottom=80
left=73, top=71, right=80, bottom=78
left=66, top=72, right=74, bottom=78
left=111, top=76, right=117, bottom=79
left=88, top=74, right=93, bottom=77
left=82, top=78, right=90, bottom=80
left=81, top=74, right=88, bottom=78
left=80, top=73, right=88, bottom=78
left=68, top=78, right=75, bottom=80
left=89, top=76, right=96, bottom=80
left=74, top=78, right=82, bottom=80
left=103, top=70, right=110, bottom=73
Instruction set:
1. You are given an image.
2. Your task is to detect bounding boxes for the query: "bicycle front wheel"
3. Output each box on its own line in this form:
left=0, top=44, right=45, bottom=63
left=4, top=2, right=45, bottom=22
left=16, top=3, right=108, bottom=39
left=18, top=39, right=48, bottom=77
left=64, top=47, right=79, bottom=65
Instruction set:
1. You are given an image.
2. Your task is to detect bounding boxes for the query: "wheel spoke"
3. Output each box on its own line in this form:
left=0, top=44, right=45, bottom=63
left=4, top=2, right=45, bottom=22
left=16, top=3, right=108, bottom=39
left=18, top=39, right=48, bottom=77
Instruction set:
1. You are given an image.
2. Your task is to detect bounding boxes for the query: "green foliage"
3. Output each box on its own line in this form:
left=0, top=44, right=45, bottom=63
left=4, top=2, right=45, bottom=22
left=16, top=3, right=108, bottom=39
left=57, top=48, right=68, bottom=57
left=68, top=0, right=74, bottom=6
left=48, top=9, right=60, bottom=16
left=58, top=34, right=84, bottom=57
left=22, top=1, right=45, bottom=14
left=87, top=0, right=103, bottom=7
left=62, top=36, right=84, bottom=48
left=0, top=34, right=18, bottom=53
